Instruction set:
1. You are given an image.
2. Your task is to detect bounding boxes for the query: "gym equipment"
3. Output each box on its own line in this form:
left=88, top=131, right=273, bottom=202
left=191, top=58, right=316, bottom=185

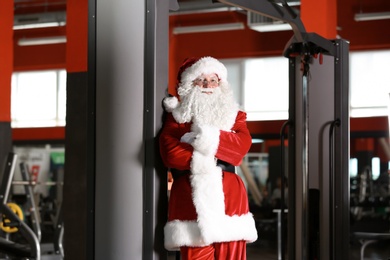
left=216, top=1, right=350, bottom=259
left=0, top=152, right=41, bottom=259
left=0, top=202, right=24, bottom=233
left=18, top=161, right=64, bottom=258
left=12, top=181, right=63, bottom=186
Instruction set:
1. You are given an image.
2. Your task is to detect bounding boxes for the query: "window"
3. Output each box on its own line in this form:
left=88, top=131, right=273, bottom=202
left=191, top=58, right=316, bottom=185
left=243, top=57, right=289, bottom=121
left=223, top=49, right=390, bottom=121
left=350, top=50, right=390, bottom=117
left=350, top=158, right=358, bottom=178
left=11, top=70, right=66, bottom=127
left=371, top=157, right=380, bottom=181
left=223, top=57, right=289, bottom=121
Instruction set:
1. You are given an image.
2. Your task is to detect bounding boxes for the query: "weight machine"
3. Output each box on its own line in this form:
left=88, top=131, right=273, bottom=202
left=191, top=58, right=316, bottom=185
left=216, top=1, right=350, bottom=259
left=0, top=153, right=40, bottom=259
left=0, top=153, right=64, bottom=259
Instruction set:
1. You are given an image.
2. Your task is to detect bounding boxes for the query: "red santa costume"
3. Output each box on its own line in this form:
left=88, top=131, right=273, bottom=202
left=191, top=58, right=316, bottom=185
left=159, top=57, right=257, bottom=258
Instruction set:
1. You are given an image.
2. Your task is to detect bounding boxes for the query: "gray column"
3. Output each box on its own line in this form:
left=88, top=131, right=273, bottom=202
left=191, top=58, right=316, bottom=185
left=95, top=0, right=168, bottom=259
left=95, top=1, right=144, bottom=259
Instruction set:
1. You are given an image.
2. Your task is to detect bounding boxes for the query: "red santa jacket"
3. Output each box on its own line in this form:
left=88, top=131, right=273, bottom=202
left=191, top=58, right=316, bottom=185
left=159, top=111, right=258, bottom=250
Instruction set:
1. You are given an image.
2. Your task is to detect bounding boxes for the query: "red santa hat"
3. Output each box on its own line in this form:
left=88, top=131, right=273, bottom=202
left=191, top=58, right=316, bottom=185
left=176, top=56, right=228, bottom=86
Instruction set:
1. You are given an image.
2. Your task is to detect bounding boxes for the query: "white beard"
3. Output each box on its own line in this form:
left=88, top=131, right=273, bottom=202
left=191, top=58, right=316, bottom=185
left=172, top=82, right=239, bottom=131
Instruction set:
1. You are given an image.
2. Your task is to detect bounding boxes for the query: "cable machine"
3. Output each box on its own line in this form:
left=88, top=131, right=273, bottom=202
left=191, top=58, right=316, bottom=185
left=217, top=1, right=350, bottom=259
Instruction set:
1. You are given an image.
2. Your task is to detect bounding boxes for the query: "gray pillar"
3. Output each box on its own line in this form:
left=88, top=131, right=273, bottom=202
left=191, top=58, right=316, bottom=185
left=95, top=1, right=144, bottom=259
left=94, top=0, right=168, bottom=259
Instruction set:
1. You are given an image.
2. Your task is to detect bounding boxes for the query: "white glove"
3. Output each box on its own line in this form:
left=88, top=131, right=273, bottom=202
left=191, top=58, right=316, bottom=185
left=180, top=132, right=197, bottom=144
left=191, top=125, right=220, bottom=156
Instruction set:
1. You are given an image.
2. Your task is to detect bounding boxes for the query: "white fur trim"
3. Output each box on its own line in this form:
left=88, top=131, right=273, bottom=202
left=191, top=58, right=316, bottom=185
left=163, top=96, right=179, bottom=112
left=180, top=57, right=228, bottom=85
left=164, top=214, right=258, bottom=250
left=164, top=221, right=203, bottom=250
left=190, top=151, right=218, bottom=176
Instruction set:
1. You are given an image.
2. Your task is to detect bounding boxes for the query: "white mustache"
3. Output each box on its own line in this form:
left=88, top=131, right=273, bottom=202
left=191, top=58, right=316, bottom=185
left=201, top=88, right=215, bottom=94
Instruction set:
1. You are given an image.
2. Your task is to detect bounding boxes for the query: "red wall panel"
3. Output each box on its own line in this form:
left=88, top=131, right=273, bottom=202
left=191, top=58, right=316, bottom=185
left=0, top=1, right=13, bottom=122
left=66, top=0, right=88, bottom=72
left=337, top=0, right=390, bottom=50
left=12, top=127, right=65, bottom=141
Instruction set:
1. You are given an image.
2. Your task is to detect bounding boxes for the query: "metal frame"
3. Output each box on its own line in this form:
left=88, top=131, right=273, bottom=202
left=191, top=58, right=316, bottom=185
left=286, top=37, right=349, bottom=260
left=216, top=1, right=349, bottom=259
left=144, top=0, right=171, bottom=259
left=333, top=39, right=350, bottom=260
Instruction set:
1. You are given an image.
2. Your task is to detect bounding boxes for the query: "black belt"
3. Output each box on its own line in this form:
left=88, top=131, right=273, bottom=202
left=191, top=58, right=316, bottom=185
left=216, top=159, right=235, bottom=173
left=170, top=159, right=235, bottom=180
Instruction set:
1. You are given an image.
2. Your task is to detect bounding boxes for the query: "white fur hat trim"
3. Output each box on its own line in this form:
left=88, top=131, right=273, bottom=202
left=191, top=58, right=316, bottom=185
left=180, top=56, right=228, bottom=85
left=163, top=96, right=179, bottom=112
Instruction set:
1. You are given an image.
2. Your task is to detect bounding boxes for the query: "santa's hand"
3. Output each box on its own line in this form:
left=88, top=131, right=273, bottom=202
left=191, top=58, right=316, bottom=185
left=180, top=132, right=197, bottom=144
left=191, top=125, right=220, bottom=156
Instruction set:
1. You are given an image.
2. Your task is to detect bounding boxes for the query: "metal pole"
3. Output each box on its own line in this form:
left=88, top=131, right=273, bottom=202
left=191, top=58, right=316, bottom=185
left=301, top=54, right=310, bottom=260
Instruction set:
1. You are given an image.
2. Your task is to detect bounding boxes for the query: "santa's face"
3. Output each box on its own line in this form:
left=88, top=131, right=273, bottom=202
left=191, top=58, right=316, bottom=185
left=171, top=58, right=239, bottom=130
left=192, top=73, right=220, bottom=94
left=174, top=73, right=236, bottom=128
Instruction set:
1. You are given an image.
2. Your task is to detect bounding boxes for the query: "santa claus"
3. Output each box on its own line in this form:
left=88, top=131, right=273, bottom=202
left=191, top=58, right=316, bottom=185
left=159, top=56, right=257, bottom=259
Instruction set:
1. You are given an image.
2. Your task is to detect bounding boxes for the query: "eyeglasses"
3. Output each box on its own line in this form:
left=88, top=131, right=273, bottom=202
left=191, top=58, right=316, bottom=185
left=193, top=77, right=220, bottom=87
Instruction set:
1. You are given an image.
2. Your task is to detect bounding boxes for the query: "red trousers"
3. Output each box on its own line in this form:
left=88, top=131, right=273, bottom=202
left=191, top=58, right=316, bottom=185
left=180, top=241, right=246, bottom=260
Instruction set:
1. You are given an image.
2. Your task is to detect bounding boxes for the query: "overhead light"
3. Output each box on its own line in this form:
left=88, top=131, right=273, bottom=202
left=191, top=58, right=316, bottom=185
left=249, top=23, right=292, bottom=32
left=252, top=138, right=264, bottom=144
left=354, top=12, right=390, bottom=21
left=247, top=12, right=292, bottom=32
left=14, top=11, right=66, bottom=30
left=173, top=22, right=244, bottom=34
left=170, top=7, right=242, bottom=16
left=18, top=36, right=67, bottom=46
left=14, top=21, right=66, bottom=30
left=13, top=21, right=66, bottom=30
